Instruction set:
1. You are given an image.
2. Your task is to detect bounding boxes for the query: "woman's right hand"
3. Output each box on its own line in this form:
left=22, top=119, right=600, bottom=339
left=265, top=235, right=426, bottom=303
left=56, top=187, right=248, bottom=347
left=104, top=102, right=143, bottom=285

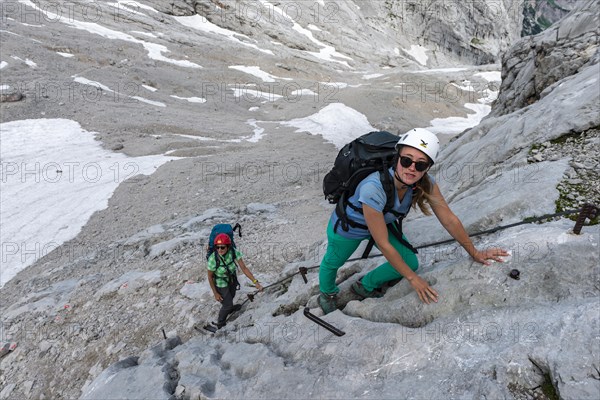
left=214, top=292, right=223, bottom=302
left=409, top=275, right=439, bottom=304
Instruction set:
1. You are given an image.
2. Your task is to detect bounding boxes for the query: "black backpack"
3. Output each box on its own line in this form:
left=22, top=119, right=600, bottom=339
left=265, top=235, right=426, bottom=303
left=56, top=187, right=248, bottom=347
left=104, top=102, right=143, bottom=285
left=322, top=131, right=417, bottom=256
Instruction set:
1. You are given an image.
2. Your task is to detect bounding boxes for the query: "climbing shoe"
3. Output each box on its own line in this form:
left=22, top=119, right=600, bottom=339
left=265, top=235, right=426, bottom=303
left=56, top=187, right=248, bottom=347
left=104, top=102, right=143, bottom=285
left=351, top=280, right=383, bottom=299
left=318, top=292, right=338, bottom=315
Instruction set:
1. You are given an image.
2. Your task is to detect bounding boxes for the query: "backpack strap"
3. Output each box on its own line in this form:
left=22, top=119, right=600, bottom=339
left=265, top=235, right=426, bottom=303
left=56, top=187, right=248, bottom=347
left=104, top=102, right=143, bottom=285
left=361, top=215, right=417, bottom=258
left=361, top=238, right=376, bottom=258
left=333, top=191, right=351, bottom=233
left=337, top=167, right=402, bottom=234
left=215, top=251, right=241, bottom=289
left=379, top=167, right=396, bottom=215
left=388, top=216, right=418, bottom=254
left=230, top=259, right=241, bottom=290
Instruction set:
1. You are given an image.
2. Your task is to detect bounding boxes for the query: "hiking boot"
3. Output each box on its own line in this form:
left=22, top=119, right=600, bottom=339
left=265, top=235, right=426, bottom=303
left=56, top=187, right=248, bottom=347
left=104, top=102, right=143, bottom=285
left=351, top=280, right=383, bottom=299
left=318, top=292, right=338, bottom=315
left=203, top=323, right=218, bottom=333
left=215, top=321, right=226, bottom=329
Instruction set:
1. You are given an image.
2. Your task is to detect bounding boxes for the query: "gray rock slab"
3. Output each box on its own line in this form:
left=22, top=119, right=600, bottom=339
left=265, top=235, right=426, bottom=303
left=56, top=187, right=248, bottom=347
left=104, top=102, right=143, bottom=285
left=95, top=270, right=162, bottom=299
left=3, top=279, right=79, bottom=320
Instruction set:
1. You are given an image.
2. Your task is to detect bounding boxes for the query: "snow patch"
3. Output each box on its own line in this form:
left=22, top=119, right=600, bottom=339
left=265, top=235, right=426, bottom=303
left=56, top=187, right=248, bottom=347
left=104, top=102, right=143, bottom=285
left=426, top=103, right=491, bottom=136
left=363, top=73, right=384, bottom=80
left=404, top=45, right=428, bottom=65
left=0, top=119, right=175, bottom=287
left=246, top=119, right=265, bottom=143
left=73, top=77, right=165, bottom=107
left=258, top=0, right=353, bottom=68
left=18, top=0, right=201, bottom=68
left=130, top=96, right=166, bottom=107
left=175, top=15, right=274, bottom=56
left=474, top=71, right=502, bottom=82
left=170, top=95, right=206, bottom=103
left=229, top=65, right=291, bottom=82
left=281, top=103, right=375, bottom=148
left=73, top=77, right=112, bottom=92
left=11, top=55, right=37, bottom=68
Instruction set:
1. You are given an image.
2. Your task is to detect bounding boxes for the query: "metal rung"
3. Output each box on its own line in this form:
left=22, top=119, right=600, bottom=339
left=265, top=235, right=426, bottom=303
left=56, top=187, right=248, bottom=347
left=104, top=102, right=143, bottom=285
left=573, top=203, right=599, bottom=234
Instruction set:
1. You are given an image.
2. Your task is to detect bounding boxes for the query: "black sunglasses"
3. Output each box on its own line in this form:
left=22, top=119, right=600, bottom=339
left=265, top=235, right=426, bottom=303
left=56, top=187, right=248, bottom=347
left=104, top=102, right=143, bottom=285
left=399, top=156, right=430, bottom=172
left=216, top=245, right=228, bottom=250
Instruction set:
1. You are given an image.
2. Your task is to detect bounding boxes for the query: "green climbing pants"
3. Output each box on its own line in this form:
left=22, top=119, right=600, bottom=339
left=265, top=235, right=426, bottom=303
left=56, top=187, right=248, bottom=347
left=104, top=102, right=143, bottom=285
left=319, top=221, right=419, bottom=295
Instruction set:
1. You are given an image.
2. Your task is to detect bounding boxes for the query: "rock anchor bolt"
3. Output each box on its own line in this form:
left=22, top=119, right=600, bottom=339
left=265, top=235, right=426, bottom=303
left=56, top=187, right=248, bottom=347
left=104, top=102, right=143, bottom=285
left=573, top=203, right=599, bottom=234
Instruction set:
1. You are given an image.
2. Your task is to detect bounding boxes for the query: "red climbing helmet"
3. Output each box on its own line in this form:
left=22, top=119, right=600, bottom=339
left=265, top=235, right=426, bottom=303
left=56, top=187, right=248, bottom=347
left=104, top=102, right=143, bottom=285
left=214, top=233, right=231, bottom=246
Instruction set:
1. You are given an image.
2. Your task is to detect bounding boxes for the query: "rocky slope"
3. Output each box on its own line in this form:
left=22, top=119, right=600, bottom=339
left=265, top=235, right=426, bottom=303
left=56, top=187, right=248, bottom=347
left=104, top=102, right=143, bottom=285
left=522, top=0, right=579, bottom=36
left=148, top=0, right=524, bottom=66
left=1, top=1, right=599, bottom=400
left=492, top=0, right=599, bottom=117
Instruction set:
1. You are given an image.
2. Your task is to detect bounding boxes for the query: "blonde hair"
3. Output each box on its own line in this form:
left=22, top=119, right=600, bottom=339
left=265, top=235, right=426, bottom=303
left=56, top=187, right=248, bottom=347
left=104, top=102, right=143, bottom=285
left=412, top=174, right=435, bottom=216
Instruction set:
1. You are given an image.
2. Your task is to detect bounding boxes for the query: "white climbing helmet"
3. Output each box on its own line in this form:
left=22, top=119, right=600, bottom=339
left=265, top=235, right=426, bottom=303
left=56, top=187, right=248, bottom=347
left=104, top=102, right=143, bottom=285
left=395, top=128, right=440, bottom=164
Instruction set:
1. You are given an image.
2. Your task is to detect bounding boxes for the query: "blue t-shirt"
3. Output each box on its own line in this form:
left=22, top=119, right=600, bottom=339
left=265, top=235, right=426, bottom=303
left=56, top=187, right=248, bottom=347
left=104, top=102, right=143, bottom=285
left=330, top=168, right=434, bottom=239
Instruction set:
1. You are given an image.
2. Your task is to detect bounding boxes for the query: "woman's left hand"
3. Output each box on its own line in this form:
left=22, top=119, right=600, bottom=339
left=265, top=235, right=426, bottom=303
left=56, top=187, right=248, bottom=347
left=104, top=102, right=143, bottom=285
left=472, top=248, right=510, bottom=265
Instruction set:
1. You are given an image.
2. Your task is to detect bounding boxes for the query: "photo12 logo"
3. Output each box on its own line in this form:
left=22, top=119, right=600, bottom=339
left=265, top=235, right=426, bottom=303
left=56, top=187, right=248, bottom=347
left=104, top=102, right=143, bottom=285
left=199, top=161, right=326, bottom=186
left=400, top=321, right=540, bottom=344
left=1, top=161, right=141, bottom=184
left=0, top=1, right=148, bottom=24
left=202, top=1, right=341, bottom=26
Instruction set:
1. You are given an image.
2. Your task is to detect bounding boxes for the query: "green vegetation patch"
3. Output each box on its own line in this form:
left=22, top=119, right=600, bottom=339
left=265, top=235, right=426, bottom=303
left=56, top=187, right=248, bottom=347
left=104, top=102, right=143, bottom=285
left=556, top=182, right=599, bottom=225
left=528, top=128, right=599, bottom=225
left=537, top=16, right=552, bottom=29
